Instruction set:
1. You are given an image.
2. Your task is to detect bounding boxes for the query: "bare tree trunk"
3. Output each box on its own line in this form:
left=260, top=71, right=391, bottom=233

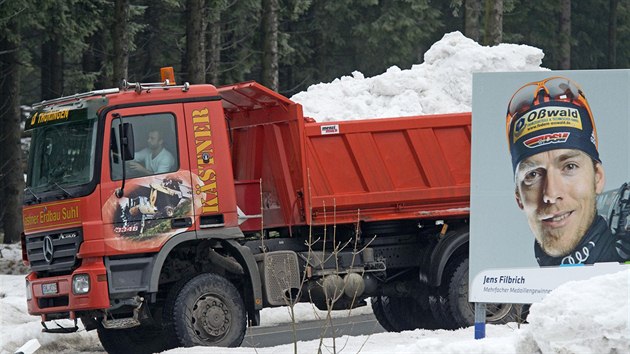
left=207, top=0, right=222, bottom=85
left=112, top=0, right=130, bottom=87
left=465, top=0, right=481, bottom=42
left=483, top=0, right=502, bottom=45
left=261, top=0, right=279, bottom=91
left=608, top=0, right=618, bottom=68
left=41, top=34, right=64, bottom=100
left=559, top=0, right=571, bottom=69
left=83, top=30, right=108, bottom=90
left=143, top=3, right=165, bottom=82
left=0, top=22, right=24, bottom=244
left=186, top=0, right=207, bottom=84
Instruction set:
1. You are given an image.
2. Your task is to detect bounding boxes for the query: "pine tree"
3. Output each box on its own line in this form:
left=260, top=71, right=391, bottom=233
left=483, top=0, right=503, bottom=45
left=0, top=1, right=27, bottom=243
left=186, top=0, right=207, bottom=84
left=261, top=0, right=279, bottom=90
left=559, top=0, right=571, bottom=69
left=465, top=0, right=482, bottom=41
left=112, top=0, right=131, bottom=86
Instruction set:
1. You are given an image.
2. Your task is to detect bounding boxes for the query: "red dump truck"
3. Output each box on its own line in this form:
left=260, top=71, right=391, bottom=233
left=21, top=71, right=519, bottom=353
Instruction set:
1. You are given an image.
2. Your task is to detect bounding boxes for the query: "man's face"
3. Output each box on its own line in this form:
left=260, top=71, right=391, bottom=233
left=515, top=149, right=605, bottom=257
left=147, top=131, right=162, bottom=150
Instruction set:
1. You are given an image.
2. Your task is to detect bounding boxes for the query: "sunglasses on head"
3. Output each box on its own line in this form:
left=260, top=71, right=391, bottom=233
left=507, top=76, right=586, bottom=116
left=505, top=76, right=591, bottom=140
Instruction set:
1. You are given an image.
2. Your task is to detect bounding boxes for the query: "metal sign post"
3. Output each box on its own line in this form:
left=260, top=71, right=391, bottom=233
left=474, top=302, right=486, bottom=339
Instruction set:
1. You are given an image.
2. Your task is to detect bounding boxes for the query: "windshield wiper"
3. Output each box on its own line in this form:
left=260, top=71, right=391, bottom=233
left=53, top=182, right=75, bottom=198
left=25, top=186, right=42, bottom=204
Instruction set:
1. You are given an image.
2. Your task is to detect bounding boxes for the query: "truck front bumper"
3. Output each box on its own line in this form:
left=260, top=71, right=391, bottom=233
left=26, top=258, right=110, bottom=321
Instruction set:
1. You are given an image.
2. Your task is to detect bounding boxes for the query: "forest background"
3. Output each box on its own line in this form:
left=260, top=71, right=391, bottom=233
left=1, top=0, right=629, bottom=243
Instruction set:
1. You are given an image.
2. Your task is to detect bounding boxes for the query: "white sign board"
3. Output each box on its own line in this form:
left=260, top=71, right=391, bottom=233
left=470, top=70, right=630, bottom=303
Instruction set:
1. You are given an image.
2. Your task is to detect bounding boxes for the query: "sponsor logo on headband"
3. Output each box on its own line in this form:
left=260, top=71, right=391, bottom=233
left=523, top=132, right=570, bottom=149
left=513, top=106, right=582, bottom=142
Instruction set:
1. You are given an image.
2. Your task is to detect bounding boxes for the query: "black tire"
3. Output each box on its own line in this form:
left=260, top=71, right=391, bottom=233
left=371, top=295, right=441, bottom=332
left=164, top=205, right=175, bottom=217
left=161, top=275, right=198, bottom=349
left=429, top=256, right=463, bottom=329
left=96, top=323, right=172, bottom=354
left=432, top=257, right=521, bottom=329
left=171, top=273, right=246, bottom=348
left=371, top=296, right=396, bottom=332
left=398, top=295, right=442, bottom=330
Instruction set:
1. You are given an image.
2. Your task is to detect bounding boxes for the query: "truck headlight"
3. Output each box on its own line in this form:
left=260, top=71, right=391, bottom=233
left=72, top=274, right=90, bottom=295
left=26, top=280, right=32, bottom=300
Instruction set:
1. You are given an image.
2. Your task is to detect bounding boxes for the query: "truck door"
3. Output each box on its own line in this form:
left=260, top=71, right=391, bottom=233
left=100, top=104, right=194, bottom=252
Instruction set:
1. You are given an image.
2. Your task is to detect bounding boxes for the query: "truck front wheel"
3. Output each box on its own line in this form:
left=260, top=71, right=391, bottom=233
left=170, top=273, right=247, bottom=348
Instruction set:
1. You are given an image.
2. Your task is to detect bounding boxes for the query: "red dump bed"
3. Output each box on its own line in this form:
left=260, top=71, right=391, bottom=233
left=219, top=82, right=471, bottom=230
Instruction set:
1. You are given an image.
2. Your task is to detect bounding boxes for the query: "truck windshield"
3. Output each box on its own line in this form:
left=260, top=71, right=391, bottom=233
left=26, top=119, right=98, bottom=193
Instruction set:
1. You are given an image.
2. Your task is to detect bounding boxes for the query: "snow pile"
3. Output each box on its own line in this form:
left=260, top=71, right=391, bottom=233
left=0, top=243, right=28, bottom=275
left=516, top=270, right=630, bottom=354
left=291, top=31, right=547, bottom=121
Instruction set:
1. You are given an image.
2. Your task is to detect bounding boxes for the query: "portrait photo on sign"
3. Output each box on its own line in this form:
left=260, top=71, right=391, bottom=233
left=469, top=70, right=630, bottom=304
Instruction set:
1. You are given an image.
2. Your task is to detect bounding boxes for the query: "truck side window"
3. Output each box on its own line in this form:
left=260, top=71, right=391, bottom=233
left=110, top=113, right=179, bottom=180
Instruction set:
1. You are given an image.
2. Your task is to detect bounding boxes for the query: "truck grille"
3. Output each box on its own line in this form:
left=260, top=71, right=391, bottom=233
left=26, top=229, right=83, bottom=273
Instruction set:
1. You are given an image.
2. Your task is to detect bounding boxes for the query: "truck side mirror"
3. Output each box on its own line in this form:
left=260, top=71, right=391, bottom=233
left=120, top=122, right=135, bottom=161
left=115, top=121, right=134, bottom=198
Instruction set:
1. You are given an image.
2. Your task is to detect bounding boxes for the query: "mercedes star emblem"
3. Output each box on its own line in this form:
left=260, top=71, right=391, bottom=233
left=43, top=236, right=54, bottom=264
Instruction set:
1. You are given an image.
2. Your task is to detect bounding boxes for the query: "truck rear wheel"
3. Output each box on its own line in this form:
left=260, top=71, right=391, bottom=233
left=170, top=273, right=246, bottom=348
left=371, top=295, right=440, bottom=332
left=371, top=296, right=396, bottom=332
left=432, top=257, right=520, bottom=329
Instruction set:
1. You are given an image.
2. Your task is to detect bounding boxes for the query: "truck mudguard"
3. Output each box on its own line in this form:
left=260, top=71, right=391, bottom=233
left=148, top=231, right=197, bottom=293
left=428, top=229, right=469, bottom=287
left=221, top=239, right=264, bottom=311
left=148, top=228, right=263, bottom=310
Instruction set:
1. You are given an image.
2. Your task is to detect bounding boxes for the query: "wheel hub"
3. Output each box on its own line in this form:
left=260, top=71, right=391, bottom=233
left=485, top=303, right=513, bottom=322
left=192, top=294, right=230, bottom=338
left=461, top=271, right=513, bottom=322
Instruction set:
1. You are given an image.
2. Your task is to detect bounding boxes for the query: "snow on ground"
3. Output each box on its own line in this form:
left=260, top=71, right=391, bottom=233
left=2, top=32, right=628, bottom=354
left=2, top=247, right=627, bottom=354
left=0, top=243, right=29, bottom=275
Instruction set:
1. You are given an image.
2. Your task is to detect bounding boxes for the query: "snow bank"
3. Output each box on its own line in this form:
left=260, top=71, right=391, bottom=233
left=0, top=243, right=28, bottom=275
left=516, top=269, right=630, bottom=354
left=291, top=31, right=547, bottom=121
